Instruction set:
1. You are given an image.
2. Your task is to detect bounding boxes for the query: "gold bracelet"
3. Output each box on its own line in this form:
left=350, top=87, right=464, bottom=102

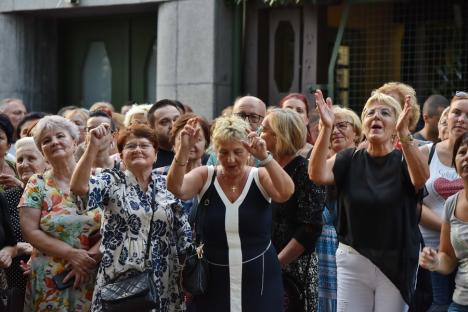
left=174, top=157, right=188, bottom=166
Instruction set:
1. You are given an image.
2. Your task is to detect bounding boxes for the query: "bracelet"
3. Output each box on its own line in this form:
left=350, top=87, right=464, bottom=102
left=174, top=157, right=188, bottom=166
left=398, top=133, right=414, bottom=144
left=258, top=152, right=273, bottom=167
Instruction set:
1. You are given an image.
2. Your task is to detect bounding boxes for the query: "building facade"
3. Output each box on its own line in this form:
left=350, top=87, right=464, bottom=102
left=0, top=0, right=467, bottom=118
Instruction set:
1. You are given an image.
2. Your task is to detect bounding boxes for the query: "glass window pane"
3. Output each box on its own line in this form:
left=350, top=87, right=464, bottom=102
left=146, top=39, right=157, bottom=103
left=82, top=42, right=112, bottom=107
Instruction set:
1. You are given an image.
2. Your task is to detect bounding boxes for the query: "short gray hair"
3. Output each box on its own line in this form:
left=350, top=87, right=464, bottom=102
left=15, top=136, right=36, bottom=151
left=32, top=115, right=79, bottom=152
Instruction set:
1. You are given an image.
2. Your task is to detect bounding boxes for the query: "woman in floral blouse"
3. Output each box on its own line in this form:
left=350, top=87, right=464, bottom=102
left=20, top=116, right=101, bottom=312
left=71, top=124, right=191, bottom=312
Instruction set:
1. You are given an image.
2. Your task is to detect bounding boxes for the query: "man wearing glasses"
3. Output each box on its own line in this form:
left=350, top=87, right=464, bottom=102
left=207, top=96, right=266, bottom=166
left=232, top=96, right=267, bottom=131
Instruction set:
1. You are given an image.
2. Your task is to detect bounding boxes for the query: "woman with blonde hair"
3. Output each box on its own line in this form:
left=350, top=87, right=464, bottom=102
left=167, top=115, right=294, bottom=311
left=261, top=108, right=326, bottom=311
left=64, top=108, right=89, bottom=145
left=316, top=105, right=362, bottom=312
left=309, top=89, right=428, bottom=311
left=377, top=82, right=420, bottom=132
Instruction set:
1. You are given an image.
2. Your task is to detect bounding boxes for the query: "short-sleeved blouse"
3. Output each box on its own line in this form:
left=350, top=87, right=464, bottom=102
left=19, top=171, right=101, bottom=312
left=332, top=148, right=421, bottom=305
left=84, top=168, right=192, bottom=312
left=444, top=193, right=468, bottom=306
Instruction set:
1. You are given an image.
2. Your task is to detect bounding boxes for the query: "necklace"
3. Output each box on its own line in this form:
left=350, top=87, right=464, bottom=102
left=220, top=167, right=246, bottom=194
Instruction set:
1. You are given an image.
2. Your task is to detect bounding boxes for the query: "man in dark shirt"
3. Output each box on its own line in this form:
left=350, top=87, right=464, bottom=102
left=413, top=94, right=449, bottom=143
left=148, top=99, right=183, bottom=168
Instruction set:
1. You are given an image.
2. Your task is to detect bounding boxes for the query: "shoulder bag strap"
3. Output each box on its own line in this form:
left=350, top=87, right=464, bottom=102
left=428, top=142, right=437, bottom=165
left=143, top=184, right=157, bottom=268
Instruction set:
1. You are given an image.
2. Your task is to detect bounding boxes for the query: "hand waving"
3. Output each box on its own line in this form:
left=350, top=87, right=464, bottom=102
left=242, top=130, right=268, bottom=160
left=178, top=118, right=200, bottom=153
left=396, top=95, right=412, bottom=137
left=314, top=89, right=335, bottom=129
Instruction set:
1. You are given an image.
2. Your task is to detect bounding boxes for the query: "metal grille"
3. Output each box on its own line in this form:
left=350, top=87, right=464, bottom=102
left=332, top=1, right=468, bottom=113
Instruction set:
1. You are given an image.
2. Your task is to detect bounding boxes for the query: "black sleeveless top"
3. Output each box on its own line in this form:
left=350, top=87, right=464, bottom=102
left=333, top=148, right=420, bottom=304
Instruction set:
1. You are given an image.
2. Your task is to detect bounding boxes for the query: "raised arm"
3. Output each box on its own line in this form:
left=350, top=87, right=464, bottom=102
left=71, top=124, right=110, bottom=196
left=309, top=89, right=336, bottom=185
left=244, top=130, right=294, bottom=202
left=167, top=118, right=206, bottom=200
left=397, top=96, right=429, bottom=190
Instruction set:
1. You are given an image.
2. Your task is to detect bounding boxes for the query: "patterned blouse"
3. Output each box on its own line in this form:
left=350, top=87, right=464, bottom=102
left=83, top=168, right=192, bottom=312
left=19, top=171, right=101, bottom=312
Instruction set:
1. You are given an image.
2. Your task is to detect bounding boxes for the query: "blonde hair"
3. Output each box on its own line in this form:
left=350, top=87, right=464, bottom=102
left=376, top=82, right=420, bottom=131
left=211, top=115, right=250, bottom=151
left=332, top=106, right=363, bottom=144
left=124, top=104, right=151, bottom=127
left=64, top=108, right=89, bottom=124
left=266, top=108, right=306, bottom=156
left=361, top=92, right=402, bottom=136
left=90, top=101, right=114, bottom=112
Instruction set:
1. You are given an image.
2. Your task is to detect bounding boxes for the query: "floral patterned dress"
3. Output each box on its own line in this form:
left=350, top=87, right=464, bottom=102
left=84, top=168, right=192, bottom=312
left=19, top=171, right=101, bottom=312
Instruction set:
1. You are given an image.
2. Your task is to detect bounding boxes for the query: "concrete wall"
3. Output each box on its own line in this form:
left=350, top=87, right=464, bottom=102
left=156, top=0, right=233, bottom=119
left=0, top=15, right=58, bottom=112
left=0, top=0, right=166, bottom=12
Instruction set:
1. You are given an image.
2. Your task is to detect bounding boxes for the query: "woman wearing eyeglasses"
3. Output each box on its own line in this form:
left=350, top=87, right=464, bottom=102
left=71, top=124, right=192, bottom=312
left=315, top=106, right=362, bottom=312
left=310, top=90, right=428, bottom=311
left=418, top=93, right=468, bottom=311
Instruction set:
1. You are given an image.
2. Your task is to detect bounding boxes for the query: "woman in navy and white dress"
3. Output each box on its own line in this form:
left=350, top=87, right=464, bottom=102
left=167, top=115, right=295, bottom=312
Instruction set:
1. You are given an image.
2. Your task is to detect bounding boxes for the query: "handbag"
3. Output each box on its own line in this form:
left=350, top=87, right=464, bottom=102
left=101, top=187, right=158, bottom=312
left=182, top=168, right=217, bottom=295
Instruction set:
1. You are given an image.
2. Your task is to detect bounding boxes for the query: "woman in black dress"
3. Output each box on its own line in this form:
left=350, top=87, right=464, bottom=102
left=261, top=108, right=326, bottom=311
left=309, top=90, right=429, bottom=311
left=167, top=115, right=295, bottom=312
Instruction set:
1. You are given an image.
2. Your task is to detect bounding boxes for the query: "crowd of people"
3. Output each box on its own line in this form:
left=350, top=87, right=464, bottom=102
left=0, top=82, right=465, bottom=312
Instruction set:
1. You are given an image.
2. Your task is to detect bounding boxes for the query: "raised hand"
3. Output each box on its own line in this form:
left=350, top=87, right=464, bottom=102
left=419, top=247, right=439, bottom=271
left=178, top=118, right=200, bottom=153
left=87, top=123, right=111, bottom=147
left=242, top=129, right=268, bottom=161
left=396, top=95, right=412, bottom=137
left=314, top=89, right=335, bottom=129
